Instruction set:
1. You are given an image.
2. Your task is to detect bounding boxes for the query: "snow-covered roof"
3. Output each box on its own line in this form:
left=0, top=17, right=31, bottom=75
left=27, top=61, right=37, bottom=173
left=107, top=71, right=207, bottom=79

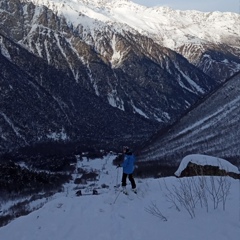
left=175, top=154, right=240, bottom=177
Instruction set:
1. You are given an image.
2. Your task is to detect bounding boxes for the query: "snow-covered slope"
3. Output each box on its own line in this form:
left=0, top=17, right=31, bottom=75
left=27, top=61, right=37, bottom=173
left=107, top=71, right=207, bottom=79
left=28, top=0, right=239, bottom=50
left=0, top=153, right=239, bottom=240
left=21, top=0, right=240, bottom=81
left=137, top=71, right=240, bottom=166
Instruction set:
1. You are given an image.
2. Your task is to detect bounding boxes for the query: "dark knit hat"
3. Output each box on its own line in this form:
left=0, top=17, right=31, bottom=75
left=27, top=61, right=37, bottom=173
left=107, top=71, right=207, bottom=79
left=123, top=146, right=130, bottom=152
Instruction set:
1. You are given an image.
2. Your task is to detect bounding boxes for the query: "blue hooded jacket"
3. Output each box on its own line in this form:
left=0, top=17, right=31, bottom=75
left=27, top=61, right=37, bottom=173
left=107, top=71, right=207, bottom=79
left=121, top=153, right=135, bottom=174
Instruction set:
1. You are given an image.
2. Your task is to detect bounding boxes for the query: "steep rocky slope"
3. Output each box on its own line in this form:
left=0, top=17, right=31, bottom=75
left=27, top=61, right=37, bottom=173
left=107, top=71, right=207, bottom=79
left=137, top=71, right=240, bottom=167
left=0, top=34, right=159, bottom=154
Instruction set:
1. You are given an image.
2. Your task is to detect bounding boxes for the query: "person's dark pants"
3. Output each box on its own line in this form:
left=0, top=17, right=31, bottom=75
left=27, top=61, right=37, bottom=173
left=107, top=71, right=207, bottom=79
left=122, top=172, right=136, bottom=189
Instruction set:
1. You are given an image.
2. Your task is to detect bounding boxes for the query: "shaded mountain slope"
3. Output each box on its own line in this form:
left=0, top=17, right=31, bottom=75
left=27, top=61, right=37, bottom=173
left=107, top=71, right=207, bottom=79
left=137, top=71, right=240, bottom=167
left=0, top=35, right=159, bottom=155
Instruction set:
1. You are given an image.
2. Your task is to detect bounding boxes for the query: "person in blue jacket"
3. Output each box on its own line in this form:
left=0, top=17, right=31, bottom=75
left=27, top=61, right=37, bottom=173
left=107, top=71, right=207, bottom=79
left=118, top=146, right=137, bottom=193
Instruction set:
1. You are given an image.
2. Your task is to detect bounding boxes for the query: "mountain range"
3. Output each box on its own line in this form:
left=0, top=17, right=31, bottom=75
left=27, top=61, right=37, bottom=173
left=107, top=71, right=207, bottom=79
left=0, top=0, right=240, bottom=157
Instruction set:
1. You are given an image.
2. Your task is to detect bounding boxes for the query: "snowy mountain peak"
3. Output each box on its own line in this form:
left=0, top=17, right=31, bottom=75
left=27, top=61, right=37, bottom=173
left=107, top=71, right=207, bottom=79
left=23, top=0, right=239, bottom=51
left=27, top=0, right=132, bottom=8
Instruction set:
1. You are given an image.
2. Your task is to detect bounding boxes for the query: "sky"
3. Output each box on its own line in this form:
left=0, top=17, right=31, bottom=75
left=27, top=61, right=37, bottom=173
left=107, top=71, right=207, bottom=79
left=0, top=153, right=239, bottom=240
left=132, top=0, right=240, bottom=13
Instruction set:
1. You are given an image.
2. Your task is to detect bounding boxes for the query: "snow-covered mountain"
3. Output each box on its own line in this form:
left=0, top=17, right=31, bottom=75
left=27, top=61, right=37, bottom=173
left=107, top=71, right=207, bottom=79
left=137, top=71, right=240, bottom=167
left=27, top=0, right=239, bottom=49
left=23, top=0, right=240, bottom=80
left=0, top=0, right=240, bottom=155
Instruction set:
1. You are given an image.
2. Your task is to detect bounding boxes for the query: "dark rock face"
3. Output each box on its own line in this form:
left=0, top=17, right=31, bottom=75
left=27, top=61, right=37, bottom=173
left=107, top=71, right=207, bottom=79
left=177, top=162, right=240, bottom=179
left=177, top=43, right=240, bottom=83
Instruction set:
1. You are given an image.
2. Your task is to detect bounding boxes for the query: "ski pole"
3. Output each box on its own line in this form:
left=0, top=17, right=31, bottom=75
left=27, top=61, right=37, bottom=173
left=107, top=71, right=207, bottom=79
left=113, top=189, right=121, bottom=204
left=116, top=167, right=119, bottom=187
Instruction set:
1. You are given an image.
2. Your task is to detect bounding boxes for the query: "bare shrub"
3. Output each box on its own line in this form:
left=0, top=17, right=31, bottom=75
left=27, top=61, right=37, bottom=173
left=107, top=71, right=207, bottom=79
left=162, top=180, right=181, bottom=212
left=145, top=201, right=167, bottom=221
left=163, top=175, right=231, bottom=218
left=171, top=178, right=198, bottom=218
left=205, top=176, right=231, bottom=210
